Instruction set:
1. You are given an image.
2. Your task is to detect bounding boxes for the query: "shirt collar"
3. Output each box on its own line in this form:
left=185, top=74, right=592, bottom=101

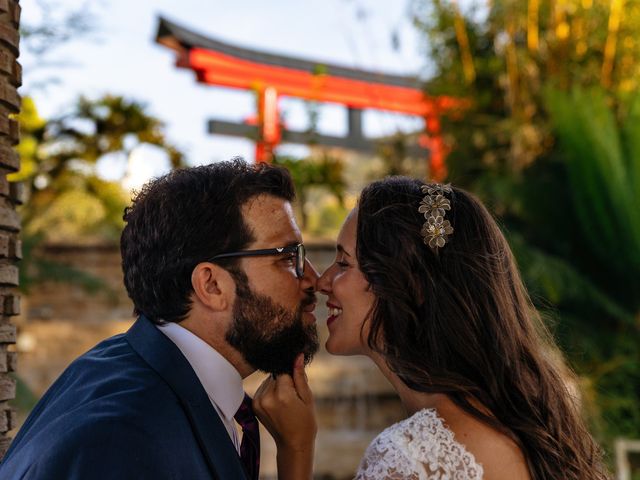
left=157, top=322, right=244, bottom=422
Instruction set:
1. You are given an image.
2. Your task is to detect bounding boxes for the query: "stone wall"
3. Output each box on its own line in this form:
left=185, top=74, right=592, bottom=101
left=16, top=243, right=136, bottom=398
left=0, top=0, right=20, bottom=459
left=26, top=244, right=134, bottom=323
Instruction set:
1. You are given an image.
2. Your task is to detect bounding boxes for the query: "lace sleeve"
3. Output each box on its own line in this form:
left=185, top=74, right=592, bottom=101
left=354, top=409, right=483, bottom=480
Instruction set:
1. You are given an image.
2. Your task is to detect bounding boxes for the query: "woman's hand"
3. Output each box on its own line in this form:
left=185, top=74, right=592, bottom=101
left=253, top=354, right=316, bottom=480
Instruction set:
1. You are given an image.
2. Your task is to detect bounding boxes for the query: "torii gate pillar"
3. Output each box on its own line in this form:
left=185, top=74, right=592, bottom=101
left=256, top=86, right=280, bottom=163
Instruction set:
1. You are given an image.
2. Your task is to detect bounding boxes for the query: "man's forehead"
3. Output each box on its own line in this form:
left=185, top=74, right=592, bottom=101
left=242, top=194, right=301, bottom=245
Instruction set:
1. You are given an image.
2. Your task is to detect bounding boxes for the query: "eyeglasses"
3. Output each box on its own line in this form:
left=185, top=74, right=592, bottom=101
left=209, top=243, right=306, bottom=279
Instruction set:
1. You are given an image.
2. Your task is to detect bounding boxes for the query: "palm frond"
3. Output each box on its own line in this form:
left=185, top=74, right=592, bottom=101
left=508, top=231, right=634, bottom=325
left=545, top=87, right=640, bottom=275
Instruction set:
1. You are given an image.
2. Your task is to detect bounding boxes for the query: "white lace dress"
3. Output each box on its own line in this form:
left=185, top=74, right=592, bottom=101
left=355, top=408, right=484, bottom=480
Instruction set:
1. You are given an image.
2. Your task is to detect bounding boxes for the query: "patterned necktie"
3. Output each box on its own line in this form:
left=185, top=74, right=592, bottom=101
left=234, top=393, right=260, bottom=480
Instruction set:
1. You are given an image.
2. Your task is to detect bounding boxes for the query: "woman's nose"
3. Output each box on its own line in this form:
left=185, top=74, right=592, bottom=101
left=317, top=265, right=334, bottom=295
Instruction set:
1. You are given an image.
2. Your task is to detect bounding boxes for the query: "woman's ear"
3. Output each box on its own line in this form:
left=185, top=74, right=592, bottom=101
left=191, top=262, right=236, bottom=312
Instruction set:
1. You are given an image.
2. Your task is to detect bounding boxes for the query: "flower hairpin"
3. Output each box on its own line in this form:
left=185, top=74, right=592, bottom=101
left=419, top=183, right=454, bottom=249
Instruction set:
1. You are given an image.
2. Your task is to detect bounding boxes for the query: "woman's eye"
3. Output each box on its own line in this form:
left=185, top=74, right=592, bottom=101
left=336, top=260, right=349, bottom=269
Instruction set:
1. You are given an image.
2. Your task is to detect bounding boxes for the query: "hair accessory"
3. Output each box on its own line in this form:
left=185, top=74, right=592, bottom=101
left=419, top=183, right=454, bottom=249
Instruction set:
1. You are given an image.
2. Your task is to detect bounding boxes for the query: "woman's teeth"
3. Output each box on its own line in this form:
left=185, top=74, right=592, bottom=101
left=329, top=307, right=343, bottom=316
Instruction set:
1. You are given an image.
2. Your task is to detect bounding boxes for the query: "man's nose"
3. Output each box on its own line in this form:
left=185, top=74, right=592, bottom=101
left=317, top=265, right=332, bottom=295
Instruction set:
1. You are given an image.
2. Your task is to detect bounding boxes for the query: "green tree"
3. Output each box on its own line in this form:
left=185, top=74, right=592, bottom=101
left=11, top=95, right=185, bottom=291
left=411, top=0, right=640, bottom=190
left=272, top=153, right=346, bottom=232
left=542, top=87, right=640, bottom=442
left=11, top=95, right=185, bottom=242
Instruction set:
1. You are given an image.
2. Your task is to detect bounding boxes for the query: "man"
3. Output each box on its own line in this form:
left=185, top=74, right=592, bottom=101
left=0, top=160, right=320, bottom=479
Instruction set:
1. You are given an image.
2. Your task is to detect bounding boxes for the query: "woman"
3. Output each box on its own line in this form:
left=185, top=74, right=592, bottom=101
left=255, top=177, right=609, bottom=480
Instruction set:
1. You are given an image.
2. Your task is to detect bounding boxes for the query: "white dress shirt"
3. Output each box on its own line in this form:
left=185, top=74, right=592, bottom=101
left=157, top=321, right=244, bottom=452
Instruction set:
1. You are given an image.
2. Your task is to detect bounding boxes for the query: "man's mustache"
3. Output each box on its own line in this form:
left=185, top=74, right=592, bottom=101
left=301, top=293, right=317, bottom=308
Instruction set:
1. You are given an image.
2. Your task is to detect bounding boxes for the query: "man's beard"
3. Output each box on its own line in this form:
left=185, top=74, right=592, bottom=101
left=225, top=271, right=319, bottom=375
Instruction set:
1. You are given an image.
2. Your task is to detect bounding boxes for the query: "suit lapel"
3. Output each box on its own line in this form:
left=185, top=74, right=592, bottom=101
left=126, top=316, right=248, bottom=480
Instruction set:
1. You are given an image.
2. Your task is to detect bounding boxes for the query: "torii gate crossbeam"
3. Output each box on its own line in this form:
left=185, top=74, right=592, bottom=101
left=155, top=16, right=467, bottom=180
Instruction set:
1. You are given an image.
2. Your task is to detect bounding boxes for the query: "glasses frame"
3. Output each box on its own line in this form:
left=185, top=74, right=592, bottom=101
left=208, top=243, right=306, bottom=278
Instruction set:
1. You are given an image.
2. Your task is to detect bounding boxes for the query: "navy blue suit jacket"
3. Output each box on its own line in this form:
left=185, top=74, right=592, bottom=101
left=0, top=316, right=249, bottom=479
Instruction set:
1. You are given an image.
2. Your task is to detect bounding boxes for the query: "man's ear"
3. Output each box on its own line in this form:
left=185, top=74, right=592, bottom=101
left=191, top=263, right=236, bottom=311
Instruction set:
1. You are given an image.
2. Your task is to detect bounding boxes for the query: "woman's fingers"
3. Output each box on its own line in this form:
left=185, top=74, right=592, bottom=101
left=292, top=354, right=313, bottom=404
left=251, top=360, right=317, bottom=452
left=274, top=371, right=295, bottom=394
left=253, top=374, right=276, bottom=415
left=254, top=374, right=272, bottom=401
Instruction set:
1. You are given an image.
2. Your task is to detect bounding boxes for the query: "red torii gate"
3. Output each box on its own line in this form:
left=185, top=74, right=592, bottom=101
left=156, top=16, right=467, bottom=180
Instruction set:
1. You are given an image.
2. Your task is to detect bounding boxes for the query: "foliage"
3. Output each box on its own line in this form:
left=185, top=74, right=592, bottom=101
left=306, top=194, right=350, bottom=238
left=410, top=0, right=640, bottom=452
left=542, top=88, right=640, bottom=445
left=11, top=95, right=185, bottom=242
left=10, top=95, right=185, bottom=293
left=412, top=0, right=640, bottom=189
left=545, top=88, right=640, bottom=282
left=273, top=153, right=346, bottom=232
left=375, top=132, right=432, bottom=178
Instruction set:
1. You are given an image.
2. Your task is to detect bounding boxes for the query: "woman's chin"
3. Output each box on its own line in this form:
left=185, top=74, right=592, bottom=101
left=324, top=338, right=362, bottom=356
left=324, top=337, right=349, bottom=356
left=324, top=339, right=341, bottom=355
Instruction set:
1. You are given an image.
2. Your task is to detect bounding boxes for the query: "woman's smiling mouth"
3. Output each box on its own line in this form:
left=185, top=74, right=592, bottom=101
left=326, top=302, right=343, bottom=326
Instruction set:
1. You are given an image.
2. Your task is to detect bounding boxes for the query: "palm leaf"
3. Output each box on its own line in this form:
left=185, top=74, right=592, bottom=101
left=620, top=91, right=640, bottom=255
left=545, top=87, right=640, bottom=274
left=508, top=231, right=634, bottom=325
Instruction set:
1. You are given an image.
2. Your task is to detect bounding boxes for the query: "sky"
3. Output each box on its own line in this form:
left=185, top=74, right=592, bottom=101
left=20, top=0, right=430, bottom=189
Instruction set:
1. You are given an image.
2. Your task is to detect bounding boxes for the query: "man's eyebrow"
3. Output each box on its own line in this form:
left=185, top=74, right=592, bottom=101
left=337, top=244, right=351, bottom=257
left=260, top=234, right=300, bottom=247
left=265, top=240, right=299, bottom=253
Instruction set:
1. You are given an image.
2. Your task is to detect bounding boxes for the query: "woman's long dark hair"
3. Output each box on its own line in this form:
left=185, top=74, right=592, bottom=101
left=356, top=176, right=609, bottom=480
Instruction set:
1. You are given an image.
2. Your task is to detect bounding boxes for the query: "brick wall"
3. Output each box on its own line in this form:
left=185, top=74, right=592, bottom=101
left=0, top=0, right=20, bottom=459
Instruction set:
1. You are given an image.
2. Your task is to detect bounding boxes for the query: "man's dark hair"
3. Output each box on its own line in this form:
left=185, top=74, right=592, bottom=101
left=120, top=158, right=295, bottom=324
